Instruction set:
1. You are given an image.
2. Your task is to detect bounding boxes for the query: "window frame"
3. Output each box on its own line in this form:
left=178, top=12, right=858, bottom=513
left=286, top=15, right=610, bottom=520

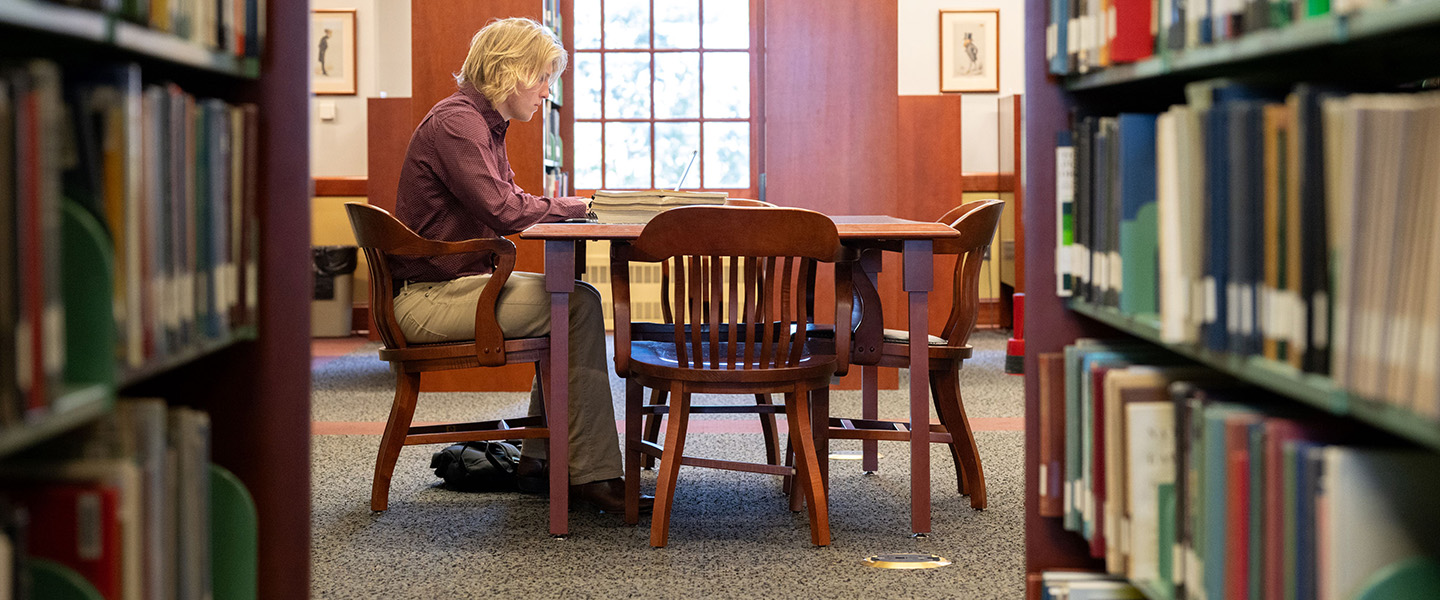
left=570, top=0, right=763, bottom=199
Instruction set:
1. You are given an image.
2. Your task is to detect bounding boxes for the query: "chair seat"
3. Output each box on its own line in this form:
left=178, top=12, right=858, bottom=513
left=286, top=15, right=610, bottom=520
left=881, top=328, right=947, bottom=346
left=628, top=340, right=837, bottom=385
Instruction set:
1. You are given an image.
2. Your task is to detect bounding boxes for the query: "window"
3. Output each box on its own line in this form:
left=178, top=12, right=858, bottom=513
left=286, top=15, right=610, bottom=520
left=572, top=0, right=757, bottom=193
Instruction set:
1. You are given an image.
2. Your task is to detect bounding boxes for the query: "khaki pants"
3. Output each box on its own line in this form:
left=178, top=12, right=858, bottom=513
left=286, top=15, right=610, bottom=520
left=393, top=272, right=623, bottom=485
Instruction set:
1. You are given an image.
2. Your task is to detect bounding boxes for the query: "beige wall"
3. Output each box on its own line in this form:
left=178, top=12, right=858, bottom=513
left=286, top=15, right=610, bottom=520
left=309, top=0, right=411, bottom=177
left=897, top=0, right=1025, bottom=174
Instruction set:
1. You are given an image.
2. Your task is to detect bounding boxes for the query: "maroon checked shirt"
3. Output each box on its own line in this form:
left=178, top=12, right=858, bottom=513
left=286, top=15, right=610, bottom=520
left=390, top=85, right=586, bottom=284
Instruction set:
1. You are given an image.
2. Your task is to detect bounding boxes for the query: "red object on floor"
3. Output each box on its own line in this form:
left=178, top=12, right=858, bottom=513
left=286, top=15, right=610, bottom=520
left=1005, top=293, right=1025, bottom=375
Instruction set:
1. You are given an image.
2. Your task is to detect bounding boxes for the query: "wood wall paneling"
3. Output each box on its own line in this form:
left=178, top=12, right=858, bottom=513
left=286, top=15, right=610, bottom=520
left=365, top=96, right=414, bottom=213
left=314, top=176, right=368, bottom=197
left=762, top=0, right=898, bottom=216
left=897, top=95, right=965, bottom=333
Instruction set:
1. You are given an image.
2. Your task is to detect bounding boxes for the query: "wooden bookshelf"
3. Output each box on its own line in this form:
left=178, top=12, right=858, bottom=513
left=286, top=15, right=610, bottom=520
left=0, top=1, right=310, bottom=597
left=1024, top=0, right=1440, bottom=596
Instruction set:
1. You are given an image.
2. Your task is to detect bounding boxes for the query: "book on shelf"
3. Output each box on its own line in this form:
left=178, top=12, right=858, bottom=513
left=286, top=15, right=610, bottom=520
left=589, top=189, right=728, bottom=224
left=0, top=459, right=143, bottom=600
left=1055, top=130, right=1076, bottom=298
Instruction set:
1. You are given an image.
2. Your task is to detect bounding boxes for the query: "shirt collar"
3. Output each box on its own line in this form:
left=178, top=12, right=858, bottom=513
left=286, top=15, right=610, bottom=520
left=461, top=84, right=509, bottom=136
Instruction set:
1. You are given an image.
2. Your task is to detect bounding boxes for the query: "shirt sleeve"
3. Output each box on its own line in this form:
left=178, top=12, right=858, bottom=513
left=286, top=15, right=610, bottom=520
left=427, top=112, right=586, bottom=236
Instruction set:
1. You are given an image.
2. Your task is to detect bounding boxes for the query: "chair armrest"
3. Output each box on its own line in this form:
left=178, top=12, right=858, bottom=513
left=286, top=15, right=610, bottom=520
left=466, top=239, right=517, bottom=367
left=610, top=243, right=634, bottom=377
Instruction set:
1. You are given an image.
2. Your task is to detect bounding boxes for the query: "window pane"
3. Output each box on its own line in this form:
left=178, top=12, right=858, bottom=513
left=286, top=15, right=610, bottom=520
left=604, top=0, right=650, bottom=49
left=703, top=122, right=748, bottom=188
left=654, top=52, right=699, bottom=119
left=654, top=122, right=701, bottom=189
left=575, top=122, right=602, bottom=189
left=654, top=0, right=699, bottom=49
left=702, top=52, right=748, bottom=118
left=574, top=53, right=601, bottom=119
left=604, top=53, right=651, bottom=119
left=702, top=0, right=748, bottom=49
left=574, top=0, right=601, bottom=49
left=606, top=122, right=652, bottom=188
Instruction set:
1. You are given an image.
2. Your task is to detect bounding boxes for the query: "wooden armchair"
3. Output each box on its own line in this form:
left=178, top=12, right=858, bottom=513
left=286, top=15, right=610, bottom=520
left=637, top=197, right=784, bottom=468
left=817, top=199, right=1004, bottom=510
left=344, top=203, right=562, bottom=517
left=611, top=205, right=852, bottom=547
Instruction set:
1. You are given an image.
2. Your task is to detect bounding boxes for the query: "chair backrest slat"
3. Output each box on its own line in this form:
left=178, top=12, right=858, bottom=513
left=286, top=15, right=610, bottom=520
left=672, top=256, right=689, bottom=367
left=776, top=257, right=795, bottom=367
left=758, top=257, right=777, bottom=368
left=727, top=258, right=740, bottom=368
left=708, top=255, right=723, bottom=369
left=742, top=257, right=759, bottom=369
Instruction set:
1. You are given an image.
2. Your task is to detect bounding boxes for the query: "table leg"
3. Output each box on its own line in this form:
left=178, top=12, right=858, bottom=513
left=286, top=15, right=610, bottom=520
left=859, top=250, right=881, bottom=472
left=903, top=239, right=933, bottom=536
left=545, top=240, right=574, bottom=537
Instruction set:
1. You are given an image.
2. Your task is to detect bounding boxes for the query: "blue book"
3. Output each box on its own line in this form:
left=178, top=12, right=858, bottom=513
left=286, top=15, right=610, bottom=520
left=1293, top=440, right=1326, bottom=600
left=1202, top=102, right=1231, bottom=353
left=1050, top=0, right=1072, bottom=75
left=1227, top=100, right=1265, bottom=356
left=1117, top=113, right=1160, bottom=316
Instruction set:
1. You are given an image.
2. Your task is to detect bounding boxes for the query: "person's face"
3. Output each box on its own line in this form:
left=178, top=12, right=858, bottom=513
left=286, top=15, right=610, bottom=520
left=498, top=72, right=551, bottom=122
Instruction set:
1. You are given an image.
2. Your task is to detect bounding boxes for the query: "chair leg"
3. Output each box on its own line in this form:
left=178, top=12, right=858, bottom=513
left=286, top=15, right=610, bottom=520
left=625, top=378, right=644, bottom=525
left=372, top=370, right=421, bottom=512
left=931, top=368, right=986, bottom=509
left=650, top=382, right=692, bottom=548
left=641, top=386, right=668, bottom=469
left=786, top=383, right=830, bottom=547
left=810, top=387, right=830, bottom=494
left=755, top=393, right=781, bottom=466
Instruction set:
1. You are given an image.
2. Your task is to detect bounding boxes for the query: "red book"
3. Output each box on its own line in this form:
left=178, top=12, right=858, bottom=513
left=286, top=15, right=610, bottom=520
left=1089, top=364, right=1113, bottom=560
left=1224, top=415, right=1260, bottom=600
left=1038, top=353, right=1066, bottom=517
left=14, top=482, right=123, bottom=600
left=1110, top=0, right=1155, bottom=63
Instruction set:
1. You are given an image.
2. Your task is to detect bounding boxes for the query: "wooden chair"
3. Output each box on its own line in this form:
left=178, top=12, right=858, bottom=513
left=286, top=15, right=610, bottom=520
left=815, top=199, right=1004, bottom=510
left=637, top=197, right=784, bottom=468
left=344, top=202, right=562, bottom=514
left=611, top=205, right=853, bottom=547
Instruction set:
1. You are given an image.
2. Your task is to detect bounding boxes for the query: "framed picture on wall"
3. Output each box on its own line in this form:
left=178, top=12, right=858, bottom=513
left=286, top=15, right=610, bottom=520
left=312, top=9, right=357, bottom=95
left=939, top=10, right=999, bottom=93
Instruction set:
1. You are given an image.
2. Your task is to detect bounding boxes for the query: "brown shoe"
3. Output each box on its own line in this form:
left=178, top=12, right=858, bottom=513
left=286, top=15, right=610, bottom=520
left=571, top=478, right=654, bottom=514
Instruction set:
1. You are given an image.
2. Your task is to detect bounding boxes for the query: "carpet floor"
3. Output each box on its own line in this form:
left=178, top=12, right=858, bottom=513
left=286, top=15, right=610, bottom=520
left=309, top=329, right=1026, bottom=599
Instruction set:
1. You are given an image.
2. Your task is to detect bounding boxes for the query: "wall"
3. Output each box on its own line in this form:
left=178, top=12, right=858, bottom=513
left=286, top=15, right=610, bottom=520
left=309, top=0, right=411, bottom=177
left=897, top=0, right=1025, bottom=173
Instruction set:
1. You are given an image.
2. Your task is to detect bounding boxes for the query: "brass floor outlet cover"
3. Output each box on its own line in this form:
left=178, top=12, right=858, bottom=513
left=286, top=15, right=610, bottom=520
left=862, top=553, right=952, bottom=569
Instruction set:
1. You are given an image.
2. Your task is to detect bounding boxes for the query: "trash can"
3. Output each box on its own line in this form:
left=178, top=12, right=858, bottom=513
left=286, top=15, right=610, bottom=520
left=312, top=245, right=359, bottom=337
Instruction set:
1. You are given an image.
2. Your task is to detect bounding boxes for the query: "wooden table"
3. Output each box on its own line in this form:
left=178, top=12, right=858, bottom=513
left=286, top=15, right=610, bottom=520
left=521, top=215, right=959, bottom=536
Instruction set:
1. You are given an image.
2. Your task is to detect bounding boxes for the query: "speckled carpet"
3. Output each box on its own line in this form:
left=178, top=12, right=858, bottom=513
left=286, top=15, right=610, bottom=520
left=309, top=330, right=1027, bottom=599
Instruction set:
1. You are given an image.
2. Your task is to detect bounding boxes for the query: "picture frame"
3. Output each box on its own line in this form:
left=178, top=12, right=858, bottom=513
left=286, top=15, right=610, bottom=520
left=311, top=9, right=357, bottom=95
left=939, top=10, right=999, bottom=93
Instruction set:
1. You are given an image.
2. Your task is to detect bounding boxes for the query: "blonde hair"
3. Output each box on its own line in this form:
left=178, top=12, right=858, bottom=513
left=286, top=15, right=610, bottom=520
left=456, top=17, right=567, bottom=106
